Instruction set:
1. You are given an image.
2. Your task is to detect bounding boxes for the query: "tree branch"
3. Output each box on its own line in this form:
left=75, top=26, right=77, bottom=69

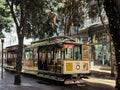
left=96, top=0, right=112, bottom=37
left=6, top=0, right=19, bottom=28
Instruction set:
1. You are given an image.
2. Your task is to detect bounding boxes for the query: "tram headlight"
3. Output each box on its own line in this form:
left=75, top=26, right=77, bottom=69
left=76, top=65, right=80, bottom=70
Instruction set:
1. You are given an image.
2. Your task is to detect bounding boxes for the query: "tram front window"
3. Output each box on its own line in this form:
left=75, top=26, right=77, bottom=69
left=65, top=48, right=73, bottom=59
left=64, top=44, right=74, bottom=60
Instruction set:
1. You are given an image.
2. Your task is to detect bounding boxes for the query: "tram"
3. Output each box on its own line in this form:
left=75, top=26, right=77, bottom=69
left=4, top=36, right=90, bottom=84
left=4, top=45, right=25, bottom=70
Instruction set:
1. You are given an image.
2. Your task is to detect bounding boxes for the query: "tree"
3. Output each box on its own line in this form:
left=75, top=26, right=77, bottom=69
left=0, top=0, right=13, bottom=32
left=25, top=0, right=58, bottom=39
left=103, top=0, right=120, bottom=89
left=6, top=0, right=32, bottom=85
left=26, top=0, right=86, bottom=38
left=56, top=0, right=85, bottom=35
left=25, top=0, right=64, bottom=39
left=5, top=0, right=61, bottom=85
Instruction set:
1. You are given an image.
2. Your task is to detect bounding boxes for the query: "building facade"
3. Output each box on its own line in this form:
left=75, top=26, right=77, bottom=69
left=72, top=24, right=114, bottom=67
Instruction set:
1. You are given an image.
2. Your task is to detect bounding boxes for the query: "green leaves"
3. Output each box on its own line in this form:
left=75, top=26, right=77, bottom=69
left=1, top=0, right=104, bottom=39
left=25, top=0, right=61, bottom=39
left=0, top=0, right=13, bottom=32
left=25, top=0, right=102, bottom=38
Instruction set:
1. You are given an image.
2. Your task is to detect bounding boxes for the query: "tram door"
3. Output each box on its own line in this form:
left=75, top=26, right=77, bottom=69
left=23, top=48, right=38, bottom=69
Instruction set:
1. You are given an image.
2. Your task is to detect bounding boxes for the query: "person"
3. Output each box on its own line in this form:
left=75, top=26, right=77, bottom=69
left=38, top=60, right=43, bottom=70
left=75, top=51, right=78, bottom=60
left=98, top=52, right=102, bottom=65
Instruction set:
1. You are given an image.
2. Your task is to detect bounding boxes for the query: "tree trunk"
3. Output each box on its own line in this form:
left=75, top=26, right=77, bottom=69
left=14, top=36, right=24, bottom=85
left=104, top=0, right=120, bottom=89
left=6, top=0, right=26, bottom=85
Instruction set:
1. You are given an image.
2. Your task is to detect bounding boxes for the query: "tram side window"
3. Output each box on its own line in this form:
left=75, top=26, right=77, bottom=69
left=56, top=50, right=61, bottom=59
left=48, top=52, right=51, bottom=62
left=7, top=53, right=11, bottom=59
left=7, top=53, right=15, bottom=59
left=38, top=52, right=46, bottom=63
left=3, top=52, right=7, bottom=62
left=24, top=52, right=29, bottom=59
left=48, top=51, right=54, bottom=65
left=24, top=50, right=33, bottom=60
left=74, top=46, right=81, bottom=60
left=83, top=48, right=89, bottom=58
left=13, top=54, right=17, bottom=58
left=82, top=45, right=89, bottom=59
left=33, top=48, right=38, bottom=59
left=38, top=51, right=45, bottom=62
left=82, top=45, right=90, bottom=60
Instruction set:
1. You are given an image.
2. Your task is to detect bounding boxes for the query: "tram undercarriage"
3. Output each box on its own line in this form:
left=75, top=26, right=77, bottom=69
left=4, top=65, right=89, bottom=85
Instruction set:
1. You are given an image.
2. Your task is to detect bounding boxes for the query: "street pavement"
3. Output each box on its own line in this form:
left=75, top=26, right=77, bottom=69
left=0, top=71, right=115, bottom=90
left=0, top=65, right=115, bottom=90
left=0, top=71, right=38, bottom=90
left=0, top=71, right=60, bottom=90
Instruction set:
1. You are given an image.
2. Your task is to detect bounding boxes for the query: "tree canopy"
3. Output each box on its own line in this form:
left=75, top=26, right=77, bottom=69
left=22, top=0, right=104, bottom=39
left=0, top=0, right=13, bottom=32
left=1, top=0, right=105, bottom=39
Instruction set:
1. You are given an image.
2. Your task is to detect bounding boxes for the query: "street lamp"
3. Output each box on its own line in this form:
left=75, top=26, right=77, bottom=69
left=0, top=32, right=5, bottom=79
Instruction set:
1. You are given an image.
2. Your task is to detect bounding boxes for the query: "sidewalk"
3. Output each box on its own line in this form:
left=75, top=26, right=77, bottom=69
left=91, top=66, right=111, bottom=73
left=90, top=66, right=115, bottom=80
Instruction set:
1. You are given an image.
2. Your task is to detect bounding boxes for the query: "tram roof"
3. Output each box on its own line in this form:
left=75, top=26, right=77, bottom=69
left=25, top=36, right=89, bottom=49
left=31, top=36, right=75, bottom=44
left=6, top=45, right=26, bottom=51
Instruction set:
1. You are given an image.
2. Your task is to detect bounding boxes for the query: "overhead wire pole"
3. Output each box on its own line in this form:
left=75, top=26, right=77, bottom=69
left=1, top=39, right=4, bottom=79
left=0, top=32, right=5, bottom=79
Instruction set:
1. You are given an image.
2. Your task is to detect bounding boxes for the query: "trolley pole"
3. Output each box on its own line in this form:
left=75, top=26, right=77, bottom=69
left=1, top=39, right=4, bottom=79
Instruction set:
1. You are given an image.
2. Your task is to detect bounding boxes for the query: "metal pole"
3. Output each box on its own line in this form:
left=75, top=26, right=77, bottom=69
left=1, top=39, right=4, bottom=79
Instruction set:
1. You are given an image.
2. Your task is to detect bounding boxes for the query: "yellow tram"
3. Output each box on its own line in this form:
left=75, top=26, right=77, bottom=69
left=4, top=36, right=90, bottom=84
